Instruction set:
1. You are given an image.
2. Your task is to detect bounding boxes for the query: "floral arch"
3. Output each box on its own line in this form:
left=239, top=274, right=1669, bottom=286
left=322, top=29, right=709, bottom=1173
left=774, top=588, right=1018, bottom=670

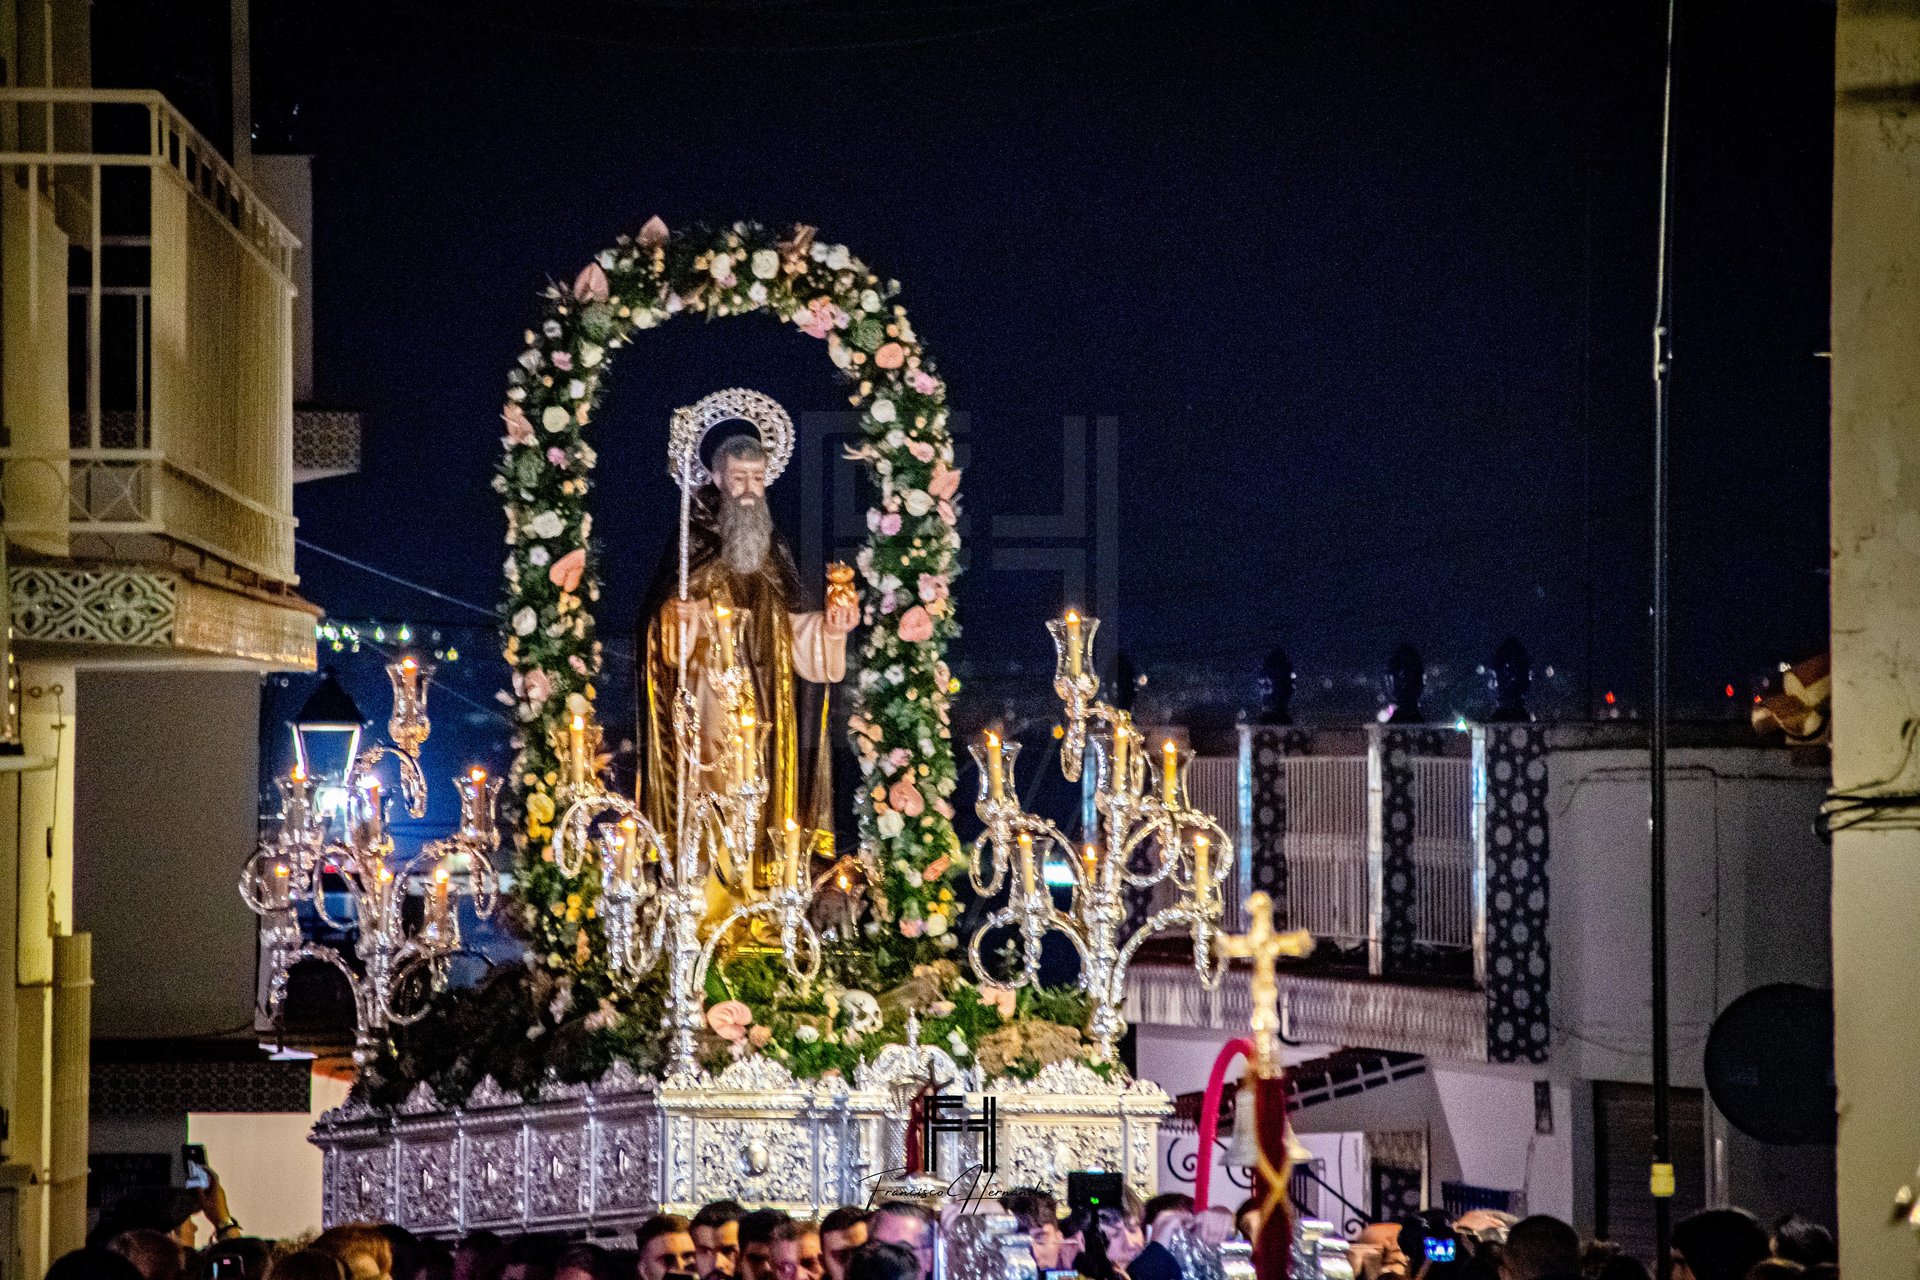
left=495, top=219, right=963, bottom=995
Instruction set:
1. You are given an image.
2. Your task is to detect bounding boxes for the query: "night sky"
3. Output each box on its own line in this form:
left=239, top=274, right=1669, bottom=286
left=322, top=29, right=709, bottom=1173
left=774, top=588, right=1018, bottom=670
left=268, top=0, right=1834, bottom=758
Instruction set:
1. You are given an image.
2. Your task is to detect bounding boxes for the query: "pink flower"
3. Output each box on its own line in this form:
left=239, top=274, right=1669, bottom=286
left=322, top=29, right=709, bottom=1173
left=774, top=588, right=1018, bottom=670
left=900, top=917, right=924, bottom=939
left=897, top=605, right=934, bottom=643
left=706, top=1000, right=753, bottom=1042
left=909, top=369, right=939, bottom=395
left=797, top=296, right=846, bottom=339
left=549, top=547, right=587, bottom=592
left=573, top=261, right=610, bottom=302
left=502, top=404, right=536, bottom=446
left=889, top=777, right=925, bottom=818
left=638, top=216, right=670, bottom=247
left=523, top=668, right=553, bottom=707
left=874, top=342, right=906, bottom=370
left=748, top=1024, right=773, bottom=1049
left=878, top=591, right=897, bottom=616
left=546, top=446, right=568, bottom=467
left=922, top=854, right=951, bottom=883
left=551, top=350, right=573, bottom=371
left=937, top=499, right=956, bottom=526
left=928, top=462, right=961, bottom=500
left=917, top=573, right=948, bottom=604
left=569, top=654, right=589, bottom=676
left=977, top=985, right=1018, bottom=1018
left=878, top=511, right=903, bottom=536
left=887, top=746, right=911, bottom=771
left=907, top=439, right=936, bottom=463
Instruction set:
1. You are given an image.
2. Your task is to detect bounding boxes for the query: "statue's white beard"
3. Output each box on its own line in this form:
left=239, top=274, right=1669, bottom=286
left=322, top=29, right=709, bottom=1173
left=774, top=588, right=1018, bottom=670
left=717, top=493, right=772, bottom=575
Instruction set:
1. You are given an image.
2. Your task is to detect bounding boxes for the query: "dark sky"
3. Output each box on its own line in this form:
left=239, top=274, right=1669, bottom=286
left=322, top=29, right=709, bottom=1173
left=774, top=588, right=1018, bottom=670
left=274, top=0, right=1834, bottom=735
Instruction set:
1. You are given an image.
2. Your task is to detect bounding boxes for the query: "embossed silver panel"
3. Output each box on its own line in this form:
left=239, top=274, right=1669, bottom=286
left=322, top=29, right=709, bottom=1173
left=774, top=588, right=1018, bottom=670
left=312, top=1057, right=1168, bottom=1234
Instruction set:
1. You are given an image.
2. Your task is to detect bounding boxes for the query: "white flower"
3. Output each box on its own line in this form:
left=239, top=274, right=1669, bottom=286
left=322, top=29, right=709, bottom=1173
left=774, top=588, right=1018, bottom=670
left=885, top=430, right=905, bottom=448
left=925, top=911, right=949, bottom=938
left=580, top=343, right=604, bottom=368
left=543, top=320, right=563, bottom=339
left=566, top=692, right=591, bottom=716
left=528, top=546, right=550, bottom=567
left=751, top=249, right=780, bottom=279
left=512, top=607, right=537, bottom=636
left=871, top=399, right=897, bottom=423
left=507, top=386, right=526, bottom=402
left=748, top=282, right=768, bottom=304
left=795, top=1025, right=820, bottom=1043
left=877, top=811, right=905, bottom=838
left=826, top=244, right=851, bottom=271
left=947, top=1028, right=969, bottom=1058
left=902, top=489, right=933, bottom=517
left=581, top=513, right=593, bottom=538
left=567, top=379, right=587, bottom=401
left=829, top=339, right=852, bottom=370
left=884, top=664, right=905, bottom=684
left=710, top=255, right=736, bottom=284
left=840, top=990, right=882, bottom=1036
left=860, top=289, right=881, bottom=313
left=529, top=510, right=565, bottom=539
left=541, top=406, right=570, bottom=433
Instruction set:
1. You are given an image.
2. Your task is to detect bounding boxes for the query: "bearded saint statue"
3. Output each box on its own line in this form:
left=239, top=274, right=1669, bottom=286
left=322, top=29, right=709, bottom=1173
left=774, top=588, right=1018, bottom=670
left=637, top=432, right=858, bottom=896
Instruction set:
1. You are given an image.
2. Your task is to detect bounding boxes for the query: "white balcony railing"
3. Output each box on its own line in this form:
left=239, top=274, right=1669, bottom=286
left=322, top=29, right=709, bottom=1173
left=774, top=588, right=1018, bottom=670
left=0, top=89, right=299, bottom=584
left=1192, top=728, right=1491, bottom=983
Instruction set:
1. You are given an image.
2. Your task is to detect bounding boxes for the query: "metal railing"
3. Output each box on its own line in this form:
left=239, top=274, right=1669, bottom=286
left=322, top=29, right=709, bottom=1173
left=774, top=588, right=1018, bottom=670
left=0, top=89, right=299, bottom=584
left=1205, top=727, right=1490, bottom=982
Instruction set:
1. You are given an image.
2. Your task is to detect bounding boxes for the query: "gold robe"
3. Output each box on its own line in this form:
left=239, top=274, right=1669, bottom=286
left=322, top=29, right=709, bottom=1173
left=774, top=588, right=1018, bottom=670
left=642, top=551, right=844, bottom=894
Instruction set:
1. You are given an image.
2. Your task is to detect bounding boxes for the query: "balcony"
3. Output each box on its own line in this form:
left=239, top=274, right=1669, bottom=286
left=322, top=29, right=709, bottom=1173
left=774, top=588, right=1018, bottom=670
left=1126, top=722, right=1549, bottom=1065
left=0, top=89, right=315, bottom=668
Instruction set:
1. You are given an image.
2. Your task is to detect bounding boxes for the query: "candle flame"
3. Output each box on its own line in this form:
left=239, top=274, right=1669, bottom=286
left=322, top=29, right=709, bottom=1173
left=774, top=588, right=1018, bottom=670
left=985, top=730, right=1000, bottom=748
left=571, top=713, right=586, bottom=731
left=1018, top=831, right=1033, bottom=850
left=1065, top=609, right=1080, bottom=623
left=785, top=818, right=799, bottom=833
left=434, top=865, right=450, bottom=883
left=402, top=656, right=416, bottom=670
left=469, top=767, right=487, bottom=782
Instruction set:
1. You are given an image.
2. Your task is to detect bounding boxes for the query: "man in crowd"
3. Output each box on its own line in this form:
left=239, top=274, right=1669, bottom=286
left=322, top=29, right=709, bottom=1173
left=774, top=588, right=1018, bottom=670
left=769, top=1222, right=823, bottom=1280
left=1670, top=1209, right=1770, bottom=1280
left=818, top=1208, right=869, bottom=1280
left=868, top=1203, right=936, bottom=1280
left=737, top=1211, right=791, bottom=1280
left=692, top=1203, right=744, bottom=1280
left=1126, top=1194, right=1198, bottom=1280
left=998, top=1190, right=1063, bottom=1270
left=636, top=1216, right=698, bottom=1280
left=1499, top=1215, right=1581, bottom=1280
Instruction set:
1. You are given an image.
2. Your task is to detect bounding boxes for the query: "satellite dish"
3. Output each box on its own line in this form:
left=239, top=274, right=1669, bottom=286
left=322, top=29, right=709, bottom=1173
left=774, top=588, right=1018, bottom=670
left=1703, top=982, right=1835, bottom=1145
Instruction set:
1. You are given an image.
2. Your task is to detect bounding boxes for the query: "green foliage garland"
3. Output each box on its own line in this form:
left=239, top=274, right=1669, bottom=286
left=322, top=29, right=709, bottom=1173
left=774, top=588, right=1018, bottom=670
left=494, top=219, right=965, bottom=998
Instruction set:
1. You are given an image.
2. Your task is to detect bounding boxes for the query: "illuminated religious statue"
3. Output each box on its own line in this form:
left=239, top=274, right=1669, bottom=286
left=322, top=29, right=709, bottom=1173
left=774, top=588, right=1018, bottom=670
left=637, top=390, right=858, bottom=895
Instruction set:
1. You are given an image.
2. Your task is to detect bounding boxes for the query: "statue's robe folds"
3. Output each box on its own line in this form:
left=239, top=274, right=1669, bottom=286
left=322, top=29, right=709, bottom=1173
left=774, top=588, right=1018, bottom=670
left=638, top=488, right=844, bottom=903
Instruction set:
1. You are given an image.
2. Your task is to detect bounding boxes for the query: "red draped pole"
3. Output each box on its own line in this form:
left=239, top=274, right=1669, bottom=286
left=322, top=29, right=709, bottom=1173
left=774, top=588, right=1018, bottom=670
left=1220, top=891, right=1314, bottom=1280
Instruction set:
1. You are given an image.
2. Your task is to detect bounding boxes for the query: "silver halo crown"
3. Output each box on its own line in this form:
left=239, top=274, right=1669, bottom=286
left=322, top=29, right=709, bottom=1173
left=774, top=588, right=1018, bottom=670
left=668, top=388, right=795, bottom=490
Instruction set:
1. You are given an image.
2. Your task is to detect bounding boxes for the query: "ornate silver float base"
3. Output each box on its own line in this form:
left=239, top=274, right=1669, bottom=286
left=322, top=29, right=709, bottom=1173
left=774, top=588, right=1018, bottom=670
left=312, top=1057, right=1168, bottom=1234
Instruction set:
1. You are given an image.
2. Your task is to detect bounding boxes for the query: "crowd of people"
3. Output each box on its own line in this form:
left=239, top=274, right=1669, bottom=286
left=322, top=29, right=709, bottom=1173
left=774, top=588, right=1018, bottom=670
left=43, top=1176, right=1838, bottom=1280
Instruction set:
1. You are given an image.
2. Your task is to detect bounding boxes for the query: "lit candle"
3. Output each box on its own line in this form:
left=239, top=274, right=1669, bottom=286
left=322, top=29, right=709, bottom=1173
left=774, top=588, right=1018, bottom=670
left=1193, top=834, right=1211, bottom=900
left=615, top=818, right=638, bottom=882
left=570, top=714, right=588, bottom=786
left=784, top=819, right=802, bottom=890
left=431, top=862, right=452, bottom=917
left=713, top=603, right=737, bottom=669
left=291, top=762, right=307, bottom=784
left=1064, top=610, right=1083, bottom=677
left=1019, top=831, right=1036, bottom=899
left=985, top=731, right=1005, bottom=801
left=1162, top=739, right=1179, bottom=807
left=738, top=712, right=757, bottom=781
left=399, top=656, right=419, bottom=696
left=1111, top=724, right=1130, bottom=793
left=1083, top=843, right=1100, bottom=884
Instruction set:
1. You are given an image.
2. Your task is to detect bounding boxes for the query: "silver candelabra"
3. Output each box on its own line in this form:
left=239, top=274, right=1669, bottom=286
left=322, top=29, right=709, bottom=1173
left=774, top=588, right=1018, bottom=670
left=967, top=612, right=1231, bottom=1064
left=550, top=602, right=822, bottom=1078
left=242, top=658, right=502, bottom=1064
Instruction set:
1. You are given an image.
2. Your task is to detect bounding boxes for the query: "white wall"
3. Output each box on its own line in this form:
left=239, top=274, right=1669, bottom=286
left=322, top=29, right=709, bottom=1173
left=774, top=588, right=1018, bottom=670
left=191, top=1070, right=350, bottom=1242
left=1546, top=742, right=1833, bottom=1227
left=74, top=671, right=264, bottom=1038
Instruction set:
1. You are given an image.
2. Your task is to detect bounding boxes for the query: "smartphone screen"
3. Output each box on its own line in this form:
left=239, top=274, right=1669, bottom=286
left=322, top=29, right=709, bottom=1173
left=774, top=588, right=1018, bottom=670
left=1424, top=1239, right=1456, bottom=1264
left=182, top=1143, right=210, bottom=1190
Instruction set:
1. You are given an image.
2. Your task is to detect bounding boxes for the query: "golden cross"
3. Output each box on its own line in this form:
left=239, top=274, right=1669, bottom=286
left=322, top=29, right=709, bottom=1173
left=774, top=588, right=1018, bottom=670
left=1219, top=891, right=1312, bottom=1076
